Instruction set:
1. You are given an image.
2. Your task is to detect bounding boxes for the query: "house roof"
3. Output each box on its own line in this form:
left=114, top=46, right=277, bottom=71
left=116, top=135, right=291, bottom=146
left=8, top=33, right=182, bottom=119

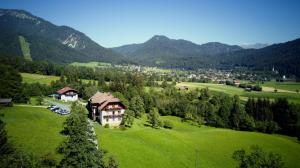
left=57, top=87, right=78, bottom=94
left=89, top=92, right=124, bottom=110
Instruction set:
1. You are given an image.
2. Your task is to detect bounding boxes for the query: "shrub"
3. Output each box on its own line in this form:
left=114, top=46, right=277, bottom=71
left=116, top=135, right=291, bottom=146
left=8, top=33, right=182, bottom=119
left=119, top=125, right=126, bottom=131
left=163, top=120, right=173, bottom=129
left=104, top=124, right=110, bottom=128
left=232, top=145, right=284, bottom=168
left=41, top=152, right=57, bottom=167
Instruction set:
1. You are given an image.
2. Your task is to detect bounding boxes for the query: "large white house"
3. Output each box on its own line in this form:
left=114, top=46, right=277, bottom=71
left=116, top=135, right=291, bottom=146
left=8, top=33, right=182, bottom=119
left=87, top=92, right=126, bottom=127
left=57, top=87, right=78, bottom=101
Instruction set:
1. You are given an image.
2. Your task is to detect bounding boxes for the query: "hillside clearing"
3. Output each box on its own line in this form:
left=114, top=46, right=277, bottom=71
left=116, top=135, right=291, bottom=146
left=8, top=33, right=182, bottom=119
left=18, top=36, right=32, bottom=61
left=21, top=73, right=97, bottom=85
left=21, top=73, right=59, bottom=85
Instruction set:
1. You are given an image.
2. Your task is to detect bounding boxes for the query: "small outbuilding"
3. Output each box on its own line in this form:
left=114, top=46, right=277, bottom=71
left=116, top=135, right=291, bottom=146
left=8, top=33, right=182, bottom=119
left=0, top=98, right=13, bottom=106
left=57, top=87, right=78, bottom=102
left=178, top=86, right=189, bottom=91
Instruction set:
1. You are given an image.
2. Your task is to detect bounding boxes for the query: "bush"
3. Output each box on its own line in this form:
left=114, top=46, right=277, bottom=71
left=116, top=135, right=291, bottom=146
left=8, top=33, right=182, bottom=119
left=252, top=85, right=262, bottom=91
left=119, top=125, right=126, bottom=131
left=41, top=152, right=57, bottom=167
left=104, top=124, right=110, bottom=128
left=232, top=145, right=284, bottom=168
left=158, top=120, right=164, bottom=128
left=163, top=120, right=173, bottom=129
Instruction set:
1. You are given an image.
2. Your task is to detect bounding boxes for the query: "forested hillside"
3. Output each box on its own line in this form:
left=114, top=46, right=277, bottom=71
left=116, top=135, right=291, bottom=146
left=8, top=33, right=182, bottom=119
left=0, top=9, right=127, bottom=64
left=114, top=36, right=300, bottom=78
left=113, top=35, right=243, bottom=69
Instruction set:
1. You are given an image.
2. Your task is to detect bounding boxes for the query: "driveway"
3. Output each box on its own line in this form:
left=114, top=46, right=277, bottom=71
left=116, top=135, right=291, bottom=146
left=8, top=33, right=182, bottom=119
left=45, top=99, right=71, bottom=112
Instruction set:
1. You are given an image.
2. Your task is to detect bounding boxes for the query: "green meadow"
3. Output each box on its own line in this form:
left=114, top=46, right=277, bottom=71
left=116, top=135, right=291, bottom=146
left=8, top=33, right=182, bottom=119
left=1, top=106, right=300, bottom=168
left=177, top=82, right=300, bottom=103
left=262, top=81, right=300, bottom=92
left=95, top=116, right=300, bottom=168
left=21, top=73, right=97, bottom=85
left=18, top=36, right=32, bottom=61
left=21, top=73, right=59, bottom=85
left=70, top=61, right=112, bottom=68
left=1, top=106, right=66, bottom=160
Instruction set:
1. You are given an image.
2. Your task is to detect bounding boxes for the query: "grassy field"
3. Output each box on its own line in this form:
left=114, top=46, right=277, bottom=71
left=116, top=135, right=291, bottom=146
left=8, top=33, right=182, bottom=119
left=70, top=61, right=112, bottom=68
left=21, top=73, right=59, bottom=85
left=177, top=82, right=300, bottom=103
left=1, top=106, right=66, bottom=160
left=1, top=106, right=300, bottom=168
left=262, top=81, right=300, bottom=92
left=21, top=73, right=97, bottom=85
left=95, top=116, right=300, bottom=168
left=18, top=36, right=32, bottom=61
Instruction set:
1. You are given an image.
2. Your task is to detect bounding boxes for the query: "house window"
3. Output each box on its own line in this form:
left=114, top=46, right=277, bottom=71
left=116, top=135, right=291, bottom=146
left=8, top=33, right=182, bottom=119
left=118, top=117, right=121, bottom=121
left=112, top=111, right=115, bottom=115
left=106, top=118, right=109, bottom=122
left=118, top=110, right=121, bottom=113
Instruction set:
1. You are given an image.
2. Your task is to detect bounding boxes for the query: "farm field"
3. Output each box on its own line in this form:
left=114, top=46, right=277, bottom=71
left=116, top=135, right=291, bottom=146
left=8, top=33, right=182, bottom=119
left=21, top=73, right=97, bottom=85
left=70, top=61, right=112, bottom=68
left=1, top=106, right=66, bottom=161
left=1, top=106, right=300, bottom=168
left=21, top=73, right=59, bottom=85
left=177, top=82, right=300, bottom=103
left=262, top=81, right=300, bottom=92
left=95, top=116, right=300, bottom=168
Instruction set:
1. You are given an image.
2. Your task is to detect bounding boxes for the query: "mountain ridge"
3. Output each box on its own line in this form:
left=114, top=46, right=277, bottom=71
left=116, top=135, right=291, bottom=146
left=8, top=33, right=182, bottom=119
left=112, top=35, right=243, bottom=68
left=0, top=8, right=127, bottom=64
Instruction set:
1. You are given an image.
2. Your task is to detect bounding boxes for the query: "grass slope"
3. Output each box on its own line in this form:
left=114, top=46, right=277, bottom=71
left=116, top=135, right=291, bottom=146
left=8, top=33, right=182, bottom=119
left=95, top=116, right=300, bottom=168
left=21, top=73, right=97, bottom=85
left=18, top=36, right=32, bottom=61
left=70, top=61, right=111, bottom=68
left=21, top=73, right=59, bottom=85
left=1, top=106, right=299, bottom=167
left=177, top=82, right=300, bottom=103
left=262, top=81, right=300, bottom=92
left=1, top=106, right=66, bottom=159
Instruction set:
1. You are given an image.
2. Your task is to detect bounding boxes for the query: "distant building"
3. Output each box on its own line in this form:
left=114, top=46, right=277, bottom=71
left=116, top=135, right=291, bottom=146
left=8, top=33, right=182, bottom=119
left=57, top=87, right=78, bottom=101
left=87, top=92, right=126, bottom=127
left=234, top=80, right=241, bottom=86
left=178, top=86, right=189, bottom=91
left=0, top=98, right=12, bottom=106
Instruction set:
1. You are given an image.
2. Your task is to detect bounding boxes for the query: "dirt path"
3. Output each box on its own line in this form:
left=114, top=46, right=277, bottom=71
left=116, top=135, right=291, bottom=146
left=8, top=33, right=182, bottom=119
left=88, top=119, right=99, bottom=149
left=14, top=104, right=47, bottom=108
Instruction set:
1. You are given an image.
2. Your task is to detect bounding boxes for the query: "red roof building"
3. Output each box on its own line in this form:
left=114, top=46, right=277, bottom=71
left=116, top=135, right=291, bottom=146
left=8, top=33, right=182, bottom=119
left=57, top=87, right=78, bottom=101
left=88, top=92, right=125, bottom=126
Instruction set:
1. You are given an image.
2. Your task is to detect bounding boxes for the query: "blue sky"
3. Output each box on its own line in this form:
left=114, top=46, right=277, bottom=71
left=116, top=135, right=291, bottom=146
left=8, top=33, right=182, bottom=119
left=1, top=0, right=300, bottom=47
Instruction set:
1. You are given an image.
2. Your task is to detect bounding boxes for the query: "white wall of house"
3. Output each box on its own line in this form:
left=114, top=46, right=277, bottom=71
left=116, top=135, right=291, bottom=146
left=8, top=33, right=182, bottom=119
left=61, top=94, right=78, bottom=101
left=100, top=109, right=125, bottom=127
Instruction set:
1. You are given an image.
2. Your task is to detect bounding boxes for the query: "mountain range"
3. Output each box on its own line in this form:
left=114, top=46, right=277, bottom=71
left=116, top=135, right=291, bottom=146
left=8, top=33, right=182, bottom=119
left=0, top=9, right=299, bottom=78
left=112, top=35, right=243, bottom=69
left=0, top=9, right=126, bottom=64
